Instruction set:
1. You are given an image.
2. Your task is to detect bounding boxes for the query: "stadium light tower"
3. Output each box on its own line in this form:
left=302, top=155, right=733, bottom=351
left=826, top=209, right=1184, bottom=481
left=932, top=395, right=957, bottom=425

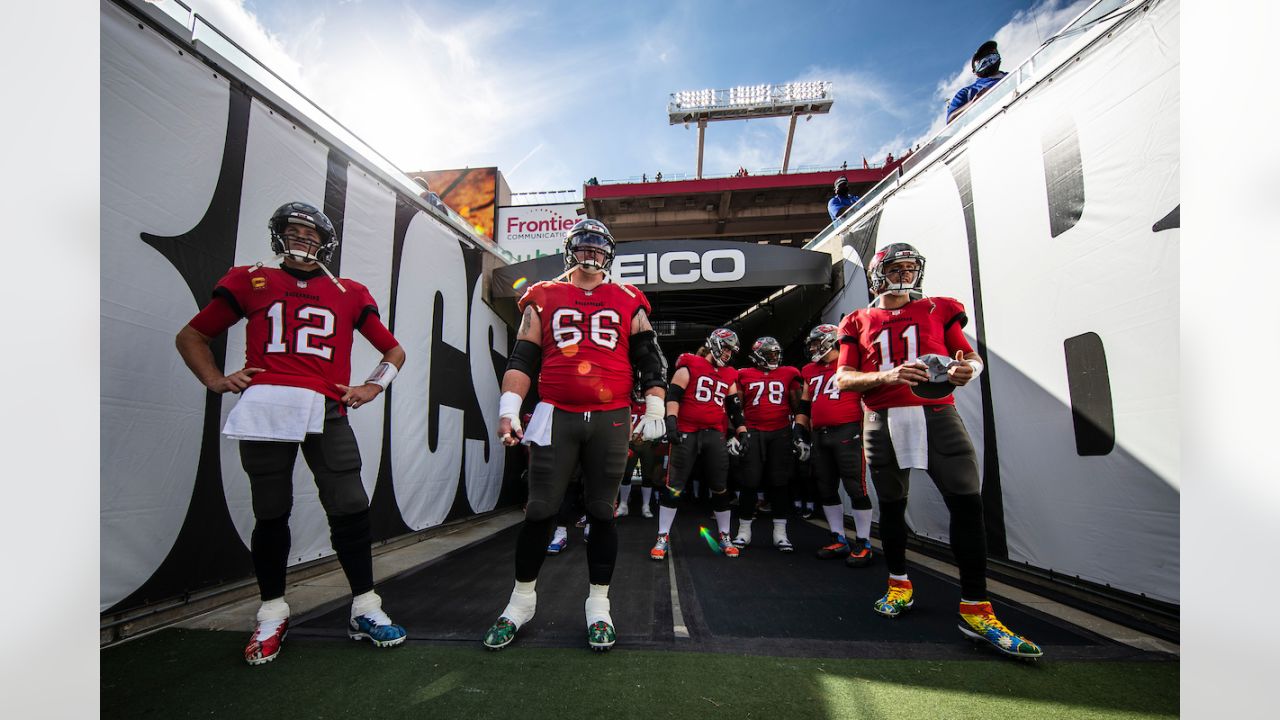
left=667, top=81, right=834, bottom=178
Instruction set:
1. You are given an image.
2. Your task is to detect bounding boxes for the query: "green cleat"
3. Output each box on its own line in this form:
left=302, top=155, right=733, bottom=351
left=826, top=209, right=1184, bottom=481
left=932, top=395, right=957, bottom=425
left=483, top=617, right=518, bottom=651
left=587, top=620, right=616, bottom=652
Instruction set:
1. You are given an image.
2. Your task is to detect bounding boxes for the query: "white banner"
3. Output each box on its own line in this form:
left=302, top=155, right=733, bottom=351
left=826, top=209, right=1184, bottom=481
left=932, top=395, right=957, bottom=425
left=820, top=0, right=1179, bottom=604
left=496, top=203, right=582, bottom=261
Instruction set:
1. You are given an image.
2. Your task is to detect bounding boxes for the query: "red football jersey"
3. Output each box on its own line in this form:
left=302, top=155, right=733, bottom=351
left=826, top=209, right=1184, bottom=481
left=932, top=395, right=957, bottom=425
left=737, top=365, right=801, bottom=431
left=188, top=266, right=395, bottom=403
left=674, top=353, right=738, bottom=432
left=801, top=360, right=863, bottom=428
left=517, top=280, right=651, bottom=412
left=837, top=296, right=974, bottom=411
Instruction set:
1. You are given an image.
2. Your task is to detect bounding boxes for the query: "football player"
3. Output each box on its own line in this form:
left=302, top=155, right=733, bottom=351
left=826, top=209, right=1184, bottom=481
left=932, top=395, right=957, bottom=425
left=485, top=219, right=668, bottom=652
left=175, top=202, right=407, bottom=665
left=733, top=337, right=803, bottom=551
left=621, top=389, right=664, bottom=519
left=794, top=324, right=875, bottom=566
left=833, top=242, right=1042, bottom=659
left=651, top=328, right=747, bottom=561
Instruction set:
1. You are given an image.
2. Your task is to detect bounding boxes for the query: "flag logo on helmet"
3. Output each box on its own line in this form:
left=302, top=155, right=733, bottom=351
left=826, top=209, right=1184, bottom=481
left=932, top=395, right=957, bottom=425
left=269, top=202, right=339, bottom=265
left=867, top=242, right=926, bottom=296
left=564, top=218, right=616, bottom=274
left=750, top=337, right=782, bottom=371
left=706, top=328, right=740, bottom=368
left=805, top=324, right=839, bottom=363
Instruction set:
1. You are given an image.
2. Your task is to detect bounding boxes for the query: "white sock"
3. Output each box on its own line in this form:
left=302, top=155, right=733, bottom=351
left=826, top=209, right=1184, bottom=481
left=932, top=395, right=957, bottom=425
left=890, top=573, right=910, bottom=582
left=641, top=486, right=652, bottom=505
left=500, top=580, right=538, bottom=629
left=658, top=505, right=678, bottom=535
left=852, top=508, right=873, bottom=541
left=257, top=597, right=290, bottom=623
left=822, top=504, right=846, bottom=538
left=618, top=485, right=630, bottom=505
left=773, top=518, right=787, bottom=529
left=793, top=500, right=802, bottom=509
left=585, top=584, right=612, bottom=627
left=553, top=526, right=567, bottom=541
left=350, top=590, right=382, bottom=619
left=714, top=510, right=732, bottom=535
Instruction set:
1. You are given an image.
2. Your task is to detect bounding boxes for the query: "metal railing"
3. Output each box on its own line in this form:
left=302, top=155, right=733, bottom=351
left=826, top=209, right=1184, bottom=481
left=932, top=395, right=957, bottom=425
left=590, top=161, right=890, bottom=186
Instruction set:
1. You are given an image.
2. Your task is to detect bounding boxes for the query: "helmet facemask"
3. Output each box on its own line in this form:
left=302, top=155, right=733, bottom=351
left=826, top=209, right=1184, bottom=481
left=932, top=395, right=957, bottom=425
left=269, top=203, right=338, bottom=266
left=706, top=328, right=740, bottom=368
left=750, top=337, right=782, bottom=371
left=564, top=220, right=616, bottom=276
left=806, top=324, right=838, bottom=363
left=868, top=244, right=926, bottom=298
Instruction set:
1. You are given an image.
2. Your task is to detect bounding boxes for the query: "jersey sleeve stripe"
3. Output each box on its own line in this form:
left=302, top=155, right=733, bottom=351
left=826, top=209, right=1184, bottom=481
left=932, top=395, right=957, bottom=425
left=943, top=312, right=969, bottom=331
left=212, top=286, right=245, bottom=318
left=355, top=304, right=379, bottom=331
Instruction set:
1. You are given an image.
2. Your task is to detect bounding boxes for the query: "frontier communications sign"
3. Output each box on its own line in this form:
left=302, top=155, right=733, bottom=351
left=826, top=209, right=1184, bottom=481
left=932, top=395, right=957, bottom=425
left=496, top=203, right=583, bottom=261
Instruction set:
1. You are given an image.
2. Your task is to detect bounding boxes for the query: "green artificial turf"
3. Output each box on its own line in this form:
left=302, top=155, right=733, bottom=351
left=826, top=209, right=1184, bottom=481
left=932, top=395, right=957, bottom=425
left=101, top=630, right=1178, bottom=720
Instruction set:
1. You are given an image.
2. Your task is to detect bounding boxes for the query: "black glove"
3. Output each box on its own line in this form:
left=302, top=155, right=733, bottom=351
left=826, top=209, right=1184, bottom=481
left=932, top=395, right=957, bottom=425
left=664, top=415, right=683, bottom=445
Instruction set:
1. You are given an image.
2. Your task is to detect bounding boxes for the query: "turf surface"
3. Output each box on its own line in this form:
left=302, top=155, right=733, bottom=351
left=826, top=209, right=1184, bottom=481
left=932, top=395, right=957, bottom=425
left=101, top=629, right=1178, bottom=720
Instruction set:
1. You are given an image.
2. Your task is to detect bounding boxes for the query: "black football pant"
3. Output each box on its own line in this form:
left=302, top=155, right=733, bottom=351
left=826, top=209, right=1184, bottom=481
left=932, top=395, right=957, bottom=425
left=661, top=428, right=732, bottom=513
left=812, top=421, right=872, bottom=511
left=737, top=427, right=793, bottom=521
left=239, top=400, right=372, bottom=602
left=863, top=404, right=987, bottom=599
left=516, top=407, right=629, bottom=585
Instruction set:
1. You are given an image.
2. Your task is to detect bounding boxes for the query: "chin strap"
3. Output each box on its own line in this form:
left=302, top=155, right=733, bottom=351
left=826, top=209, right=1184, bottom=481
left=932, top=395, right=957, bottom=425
left=249, top=254, right=346, bottom=292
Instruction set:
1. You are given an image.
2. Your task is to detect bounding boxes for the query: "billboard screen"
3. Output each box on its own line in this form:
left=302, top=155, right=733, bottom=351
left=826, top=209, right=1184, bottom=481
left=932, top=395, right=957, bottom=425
left=409, top=167, right=498, bottom=239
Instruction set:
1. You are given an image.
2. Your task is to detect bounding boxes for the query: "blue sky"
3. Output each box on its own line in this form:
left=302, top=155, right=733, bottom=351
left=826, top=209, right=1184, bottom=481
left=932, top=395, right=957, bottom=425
left=184, top=0, right=1092, bottom=193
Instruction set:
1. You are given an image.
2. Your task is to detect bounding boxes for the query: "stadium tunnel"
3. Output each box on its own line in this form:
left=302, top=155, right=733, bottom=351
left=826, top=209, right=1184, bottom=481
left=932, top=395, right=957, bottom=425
left=490, top=238, right=846, bottom=363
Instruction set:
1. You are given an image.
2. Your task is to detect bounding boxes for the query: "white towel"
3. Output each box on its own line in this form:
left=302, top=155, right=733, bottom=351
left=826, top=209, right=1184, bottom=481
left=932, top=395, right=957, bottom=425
left=887, top=405, right=928, bottom=470
left=223, top=384, right=326, bottom=442
left=521, top=401, right=555, bottom=446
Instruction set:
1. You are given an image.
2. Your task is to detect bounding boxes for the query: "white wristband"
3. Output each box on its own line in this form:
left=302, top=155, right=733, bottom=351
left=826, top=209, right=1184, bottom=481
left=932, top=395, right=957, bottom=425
left=965, top=358, right=984, bottom=378
left=365, top=361, right=398, bottom=389
left=643, top=394, right=665, bottom=420
left=499, top=391, right=523, bottom=421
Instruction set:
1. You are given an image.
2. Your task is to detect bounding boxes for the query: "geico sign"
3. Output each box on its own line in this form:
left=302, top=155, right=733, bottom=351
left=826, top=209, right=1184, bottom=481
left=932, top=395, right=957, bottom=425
left=613, top=249, right=746, bottom=285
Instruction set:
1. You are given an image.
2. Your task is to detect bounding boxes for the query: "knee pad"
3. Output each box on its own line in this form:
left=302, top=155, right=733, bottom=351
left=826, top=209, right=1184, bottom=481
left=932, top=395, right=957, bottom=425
left=585, top=498, right=615, bottom=521
left=328, top=510, right=371, bottom=554
left=851, top=494, right=873, bottom=510
left=586, top=509, right=615, bottom=529
left=710, top=490, right=733, bottom=513
left=524, top=499, right=558, bottom=523
left=659, top=489, right=680, bottom=509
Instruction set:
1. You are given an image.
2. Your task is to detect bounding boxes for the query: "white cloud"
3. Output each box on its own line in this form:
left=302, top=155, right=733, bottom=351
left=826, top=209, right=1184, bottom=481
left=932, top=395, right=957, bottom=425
left=181, top=0, right=307, bottom=88
left=178, top=0, right=605, bottom=178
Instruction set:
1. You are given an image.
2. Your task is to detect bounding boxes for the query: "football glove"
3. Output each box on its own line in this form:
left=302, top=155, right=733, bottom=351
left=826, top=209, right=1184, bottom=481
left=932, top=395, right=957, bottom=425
left=634, top=394, right=667, bottom=441
left=663, top=415, right=683, bottom=445
left=792, top=423, right=811, bottom=462
left=727, top=430, right=749, bottom=457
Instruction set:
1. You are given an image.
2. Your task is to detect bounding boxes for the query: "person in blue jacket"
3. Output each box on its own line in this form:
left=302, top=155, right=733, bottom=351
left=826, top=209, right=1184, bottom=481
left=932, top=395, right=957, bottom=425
left=946, top=40, right=1008, bottom=124
left=828, top=176, right=859, bottom=221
